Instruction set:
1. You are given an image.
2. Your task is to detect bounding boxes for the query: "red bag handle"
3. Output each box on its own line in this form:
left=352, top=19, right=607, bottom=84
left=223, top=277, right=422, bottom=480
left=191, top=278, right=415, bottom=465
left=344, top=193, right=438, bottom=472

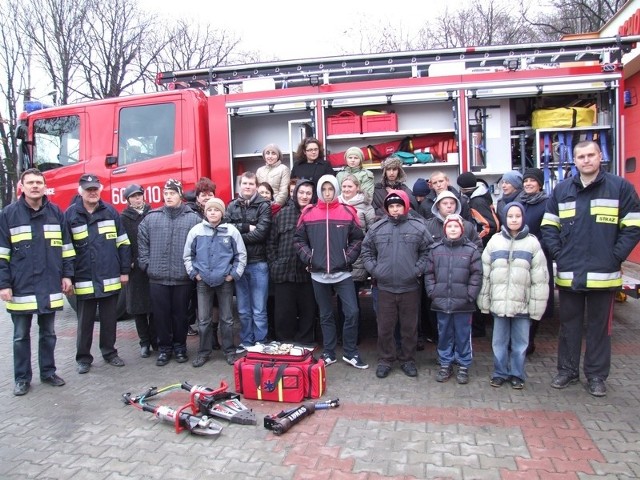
left=332, top=110, right=357, bottom=118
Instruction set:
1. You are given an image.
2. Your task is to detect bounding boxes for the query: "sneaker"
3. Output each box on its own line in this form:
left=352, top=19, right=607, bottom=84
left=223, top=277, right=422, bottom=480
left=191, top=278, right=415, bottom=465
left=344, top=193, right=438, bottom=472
left=13, top=381, right=30, bottom=396
left=225, top=354, right=237, bottom=366
left=236, top=343, right=252, bottom=354
left=400, top=362, right=418, bottom=377
left=342, top=354, right=369, bottom=369
left=77, top=362, right=91, bottom=374
left=456, top=367, right=469, bottom=384
left=551, top=373, right=579, bottom=389
left=192, top=355, right=209, bottom=368
left=107, top=355, right=125, bottom=367
left=320, top=353, right=337, bottom=366
left=376, top=364, right=391, bottom=378
left=436, top=365, right=453, bottom=382
left=510, top=377, right=525, bottom=389
left=175, top=352, right=189, bottom=363
left=586, top=378, right=607, bottom=397
left=41, top=374, right=65, bottom=387
left=187, top=326, right=198, bottom=336
left=490, top=376, right=507, bottom=387
left=156, top=353, right=171, bottom=366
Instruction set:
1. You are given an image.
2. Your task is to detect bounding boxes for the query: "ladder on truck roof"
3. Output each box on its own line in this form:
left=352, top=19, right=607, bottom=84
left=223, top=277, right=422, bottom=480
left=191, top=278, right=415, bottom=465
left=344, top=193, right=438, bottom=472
left=156, top=35, right=640, bottom=94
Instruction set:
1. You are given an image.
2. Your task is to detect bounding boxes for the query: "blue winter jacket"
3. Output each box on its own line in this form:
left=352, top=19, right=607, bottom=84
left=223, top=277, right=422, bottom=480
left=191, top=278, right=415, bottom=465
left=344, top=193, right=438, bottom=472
left=183, top=220, right=247, bottom=287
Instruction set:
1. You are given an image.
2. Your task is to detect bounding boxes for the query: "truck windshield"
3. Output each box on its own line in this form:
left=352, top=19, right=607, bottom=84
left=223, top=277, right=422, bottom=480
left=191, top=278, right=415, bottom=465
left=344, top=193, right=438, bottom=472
left=33, top=115, right=80, bottom=171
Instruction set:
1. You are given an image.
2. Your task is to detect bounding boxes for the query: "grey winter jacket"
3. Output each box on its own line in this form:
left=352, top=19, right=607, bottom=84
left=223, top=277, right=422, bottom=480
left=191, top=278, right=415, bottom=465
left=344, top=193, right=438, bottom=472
left=424, top=190, right=483, bottom=249
left=424, top=238, right=482, bottom=313
left=138, top=204, right=200, bottom=285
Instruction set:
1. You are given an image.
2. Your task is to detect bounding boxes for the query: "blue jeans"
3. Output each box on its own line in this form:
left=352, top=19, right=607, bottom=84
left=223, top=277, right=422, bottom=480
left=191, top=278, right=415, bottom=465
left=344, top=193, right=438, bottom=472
left=436, top=311, right=472, bottom=367
left=312, top=277, right=359, bottom=358
left=12, top=313, right=57, bottom=382
left=196, top=280, right=235, bottom=356
left=234, top=261, right=269, bottom=345
left=492, top=315, right=531, bottom=380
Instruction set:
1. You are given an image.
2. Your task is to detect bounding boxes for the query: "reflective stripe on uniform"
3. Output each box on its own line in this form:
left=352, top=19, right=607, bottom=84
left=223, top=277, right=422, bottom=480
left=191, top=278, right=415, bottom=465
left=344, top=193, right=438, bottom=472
left=98, top=220, right=116, bottom=235
left=115, top=233, right=130, bottom=248
left=43, top=224, right=62, bottom=239
left=558, top=201, right=576, bottom=219
left=103, top=277, right=122, bottom=292
left=74, top=281, right=94, bottom=295
left=555, top=271, right=573, bottom=288
left=7, top=295, right=38, bottom=311
left=0, top=246, right=10, bottom=262
left=621, top=212, right=640, bottom=228
left=10, top=225, right=32, bottom=243
left=541, top=212, right=560, bottom=228
left=49, top=293, right=64, bottom=309
left=71, top=224, right=88, bottom=241
left=587, top=271, right=622, bottom=288
left=62, top=243, right=76, bottom=258
left=590, top=198, right=619, bottom=217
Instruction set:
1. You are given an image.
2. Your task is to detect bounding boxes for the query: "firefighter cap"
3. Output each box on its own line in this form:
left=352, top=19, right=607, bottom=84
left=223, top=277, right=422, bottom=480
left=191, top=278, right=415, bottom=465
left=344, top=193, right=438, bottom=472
left=79, top=173, right=101, bottom=189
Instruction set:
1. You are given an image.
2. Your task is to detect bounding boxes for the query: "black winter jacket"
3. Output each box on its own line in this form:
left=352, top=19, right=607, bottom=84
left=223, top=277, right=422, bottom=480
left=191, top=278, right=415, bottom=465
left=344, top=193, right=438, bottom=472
left=361, top=191, right=431, bottom=294
left=225, top=193, right=272, bottom=264
left=65, top=197, right=131, bottom=298
left=121, top=204, right=152, bottom=315
left=424, top=238, right=482, bottom=313
left=0, top=195, right=74, bottom=313
left=267, top=180, right=313, bottom=284
left=541, top=169, right=640, bottom=291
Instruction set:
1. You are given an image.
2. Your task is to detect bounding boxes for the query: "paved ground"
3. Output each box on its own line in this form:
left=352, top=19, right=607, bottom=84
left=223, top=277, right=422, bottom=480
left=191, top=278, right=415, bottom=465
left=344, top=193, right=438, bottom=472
left=1, top=288, right=639, bottom=480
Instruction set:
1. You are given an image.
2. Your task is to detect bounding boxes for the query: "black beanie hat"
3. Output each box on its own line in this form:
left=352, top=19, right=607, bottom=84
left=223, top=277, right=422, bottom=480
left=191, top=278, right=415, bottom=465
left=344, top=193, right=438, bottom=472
left=523, top=168, right=544, bottom=188
left=384, top=193, right=404, bottom=211
left=457, top=172, right=477, bottom=190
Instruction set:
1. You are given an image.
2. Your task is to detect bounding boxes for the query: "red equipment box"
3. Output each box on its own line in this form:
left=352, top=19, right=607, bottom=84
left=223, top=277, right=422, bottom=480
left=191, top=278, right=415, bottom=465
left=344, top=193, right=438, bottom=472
left=361, top=113, right=398, bottom=133
left=326, top=111, right=361, bottom=135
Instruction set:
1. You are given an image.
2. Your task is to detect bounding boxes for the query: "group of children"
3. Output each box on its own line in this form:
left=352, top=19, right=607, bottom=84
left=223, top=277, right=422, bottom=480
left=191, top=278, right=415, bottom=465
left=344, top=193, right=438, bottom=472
left=179, top=140, right=550, bottom=389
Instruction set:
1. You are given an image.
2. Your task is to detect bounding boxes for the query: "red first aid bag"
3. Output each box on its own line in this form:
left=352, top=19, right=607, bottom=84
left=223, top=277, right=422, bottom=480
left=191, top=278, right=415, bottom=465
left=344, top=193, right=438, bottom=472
left=234, top=350, right=326, bottom=402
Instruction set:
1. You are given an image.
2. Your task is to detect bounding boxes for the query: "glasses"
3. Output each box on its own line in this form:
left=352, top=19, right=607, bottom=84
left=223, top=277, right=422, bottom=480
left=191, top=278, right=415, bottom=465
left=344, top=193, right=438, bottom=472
left=305, top=148, right=319, bottom=153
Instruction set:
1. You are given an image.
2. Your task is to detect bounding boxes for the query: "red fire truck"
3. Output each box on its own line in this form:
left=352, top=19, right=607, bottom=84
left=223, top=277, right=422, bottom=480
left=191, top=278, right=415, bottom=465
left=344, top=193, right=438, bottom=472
left=16, top=35, right=640, bottom=210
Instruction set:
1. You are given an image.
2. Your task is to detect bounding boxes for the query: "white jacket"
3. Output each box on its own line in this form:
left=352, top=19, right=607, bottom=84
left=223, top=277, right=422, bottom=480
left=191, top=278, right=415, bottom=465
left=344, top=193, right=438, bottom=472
left=478, top=225, right=549, bottom=321
left=256, top=161, right=291, bottom=206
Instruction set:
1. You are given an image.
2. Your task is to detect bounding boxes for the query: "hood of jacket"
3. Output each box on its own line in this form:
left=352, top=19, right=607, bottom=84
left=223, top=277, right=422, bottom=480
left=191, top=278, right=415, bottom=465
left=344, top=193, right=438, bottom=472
left=316, top=175, right=340, bottom=203
left=431, top=190, right=462, bottom=221
left=292, top=178, right=315, bottom=210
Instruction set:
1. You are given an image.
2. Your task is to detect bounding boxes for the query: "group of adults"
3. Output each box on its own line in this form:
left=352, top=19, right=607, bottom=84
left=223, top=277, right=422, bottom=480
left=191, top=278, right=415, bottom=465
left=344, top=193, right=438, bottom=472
left=1, top=137, right=638, bottom=398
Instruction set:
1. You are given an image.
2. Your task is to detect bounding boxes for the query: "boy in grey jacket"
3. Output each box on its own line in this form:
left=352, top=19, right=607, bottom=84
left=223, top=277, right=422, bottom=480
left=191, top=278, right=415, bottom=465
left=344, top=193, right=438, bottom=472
left=361, top=190, right=431, bottom=379
left=184, top=198, right=247, bottom=367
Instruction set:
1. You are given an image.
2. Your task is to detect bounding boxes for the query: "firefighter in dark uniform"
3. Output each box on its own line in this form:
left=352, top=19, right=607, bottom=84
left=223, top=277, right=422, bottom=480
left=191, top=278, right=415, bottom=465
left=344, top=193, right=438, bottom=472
left=65, top=174, right=131, bottom=374
left=0, top=168, right=75, bottom=396
left=542, top=140, right=640, bottom=397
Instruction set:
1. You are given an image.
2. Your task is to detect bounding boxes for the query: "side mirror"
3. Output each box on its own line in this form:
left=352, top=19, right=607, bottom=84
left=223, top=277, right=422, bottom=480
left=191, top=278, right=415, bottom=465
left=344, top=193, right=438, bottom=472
left=105, top=155, right=118, bottom=166
left=16, top=124, right=28, bottom=141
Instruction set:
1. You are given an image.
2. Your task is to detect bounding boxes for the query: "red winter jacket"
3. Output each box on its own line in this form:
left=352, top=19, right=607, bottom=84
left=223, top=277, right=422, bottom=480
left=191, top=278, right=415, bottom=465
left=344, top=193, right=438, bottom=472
left=294, top=176, right=363, bottom=274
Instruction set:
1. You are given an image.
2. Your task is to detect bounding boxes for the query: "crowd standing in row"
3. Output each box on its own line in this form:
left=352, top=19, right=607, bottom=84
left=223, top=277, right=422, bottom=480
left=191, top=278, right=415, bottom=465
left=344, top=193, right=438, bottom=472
left=2, top=139, right=639, bottom=399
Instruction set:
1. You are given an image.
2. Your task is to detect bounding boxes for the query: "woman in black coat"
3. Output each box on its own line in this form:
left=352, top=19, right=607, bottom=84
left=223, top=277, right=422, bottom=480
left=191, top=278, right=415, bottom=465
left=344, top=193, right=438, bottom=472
left=517, top=168, right=554, bottom=354
left=120, top=184, right=156, bottom=357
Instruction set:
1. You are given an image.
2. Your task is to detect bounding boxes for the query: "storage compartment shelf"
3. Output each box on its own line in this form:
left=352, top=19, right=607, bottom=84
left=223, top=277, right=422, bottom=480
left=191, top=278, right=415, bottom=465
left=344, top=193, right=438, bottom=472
left=359, top=159, right=459, bottom=171
left=326, top=128, right=455, bottom=141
